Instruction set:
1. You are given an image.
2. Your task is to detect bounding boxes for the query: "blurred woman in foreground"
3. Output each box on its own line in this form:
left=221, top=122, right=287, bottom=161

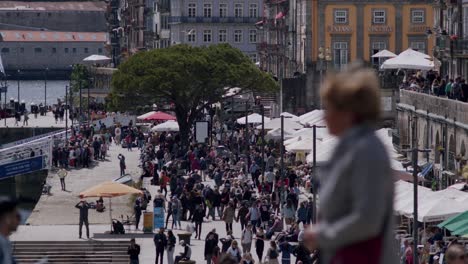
left=304, top=65, right=395, bottom=264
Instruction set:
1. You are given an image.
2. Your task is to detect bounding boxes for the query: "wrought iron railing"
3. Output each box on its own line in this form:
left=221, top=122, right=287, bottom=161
left=169, top=16, right=258, bottom=24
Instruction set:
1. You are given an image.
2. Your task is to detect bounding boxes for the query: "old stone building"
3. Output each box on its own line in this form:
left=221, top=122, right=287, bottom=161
left=395, top=90, right=468, bottom=187
left=0, top=1, right=107, bottom=32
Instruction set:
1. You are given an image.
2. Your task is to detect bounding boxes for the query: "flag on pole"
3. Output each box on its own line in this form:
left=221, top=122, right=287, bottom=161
left=0, top=54, right=5, bottom=75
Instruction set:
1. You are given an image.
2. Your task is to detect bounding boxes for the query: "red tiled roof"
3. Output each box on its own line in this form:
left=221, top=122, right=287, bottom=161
left=0, top=1, right=106, bottom=11
left=0, top=30, right=107, bottom=42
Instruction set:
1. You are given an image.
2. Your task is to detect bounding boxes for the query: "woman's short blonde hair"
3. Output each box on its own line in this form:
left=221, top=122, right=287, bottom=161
left=321, top=65, right=381, bottom=124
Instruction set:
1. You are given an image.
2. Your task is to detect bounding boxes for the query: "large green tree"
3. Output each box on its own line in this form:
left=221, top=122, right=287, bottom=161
left=111, top=44, right=277, bottom=147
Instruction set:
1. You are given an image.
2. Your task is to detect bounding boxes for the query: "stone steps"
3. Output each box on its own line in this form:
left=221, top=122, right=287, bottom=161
left=13, top=240, right=130, bottom=263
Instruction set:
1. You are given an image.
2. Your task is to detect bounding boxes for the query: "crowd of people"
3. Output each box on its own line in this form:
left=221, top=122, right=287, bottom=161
left=400, top=70, right=468, bottom=102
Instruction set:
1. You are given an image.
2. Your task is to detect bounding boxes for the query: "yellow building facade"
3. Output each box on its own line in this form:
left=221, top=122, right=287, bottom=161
left=312, top=1, right=434, bottom=68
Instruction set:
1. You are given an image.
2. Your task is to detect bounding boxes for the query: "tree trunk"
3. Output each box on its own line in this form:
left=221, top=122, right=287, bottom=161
left=175, top=107, right=190, bottom=152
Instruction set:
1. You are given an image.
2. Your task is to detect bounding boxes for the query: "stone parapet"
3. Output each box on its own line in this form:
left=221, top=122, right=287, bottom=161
left=399, top=90, right=468, bottom=124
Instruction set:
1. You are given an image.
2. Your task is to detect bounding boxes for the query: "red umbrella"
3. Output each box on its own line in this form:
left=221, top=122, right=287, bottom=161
left=143, top=111, right=176, bottom=121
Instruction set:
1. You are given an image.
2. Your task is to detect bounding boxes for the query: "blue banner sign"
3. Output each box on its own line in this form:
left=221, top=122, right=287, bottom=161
left=153, top=207, right=165, bottom=230
left=0, top=156, right=44, bottom=180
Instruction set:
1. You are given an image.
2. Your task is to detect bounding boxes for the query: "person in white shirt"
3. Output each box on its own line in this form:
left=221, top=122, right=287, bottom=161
left=241, top=224, right=254, bottom=253
left=226, top=240, right=242, bottom=263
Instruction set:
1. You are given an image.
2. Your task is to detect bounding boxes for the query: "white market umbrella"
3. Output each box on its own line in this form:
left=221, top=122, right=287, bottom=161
left=83, top=54, right=112, bottom=63
left=265, top=127, right=296, bottom=141
left=381, top=48, right=433, bottom=70
left=236, top=113, right=270, bottom=124
left=280, top=112, right=300, bottom=121
left=151, top=120, right=179, bottom=132
left=371, top=49, right=397, bottom=58
left=256, top=118, right=303, bottom=130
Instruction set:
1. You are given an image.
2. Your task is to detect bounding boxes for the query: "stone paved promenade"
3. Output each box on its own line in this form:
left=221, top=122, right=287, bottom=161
left=27, top=143, right=140, bottom=225
left=0, top=114, right=69, bottom=128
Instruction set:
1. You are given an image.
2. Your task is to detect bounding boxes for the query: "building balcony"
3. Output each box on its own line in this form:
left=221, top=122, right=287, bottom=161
left=453, top=37, right=468, bottom=56
left=169, top=16, right=258, bottom=24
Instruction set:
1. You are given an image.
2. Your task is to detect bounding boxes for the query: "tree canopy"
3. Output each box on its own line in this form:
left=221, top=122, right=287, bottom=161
left=111, top=44, right=278, bottom=145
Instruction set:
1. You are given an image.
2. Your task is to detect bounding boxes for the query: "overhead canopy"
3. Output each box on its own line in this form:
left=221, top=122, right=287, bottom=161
left=151, top=120, right=179, bottom=132
left=381, top=48, right=434, bottom=70
left=79, top=181, right=143, bottom=232
left=394, top=180, right=468, bottom=222
left=438, top=211, right=468, bottom=232
left=371, top=49, right=397, bottom=58
left=265, top=127, right=296, bottom=141
left=280, top=112, right=300, bottom=121
left=298, top=110, right=324, bottom=124
left=79, top=181, right=142, bottom=198
left=256, top=117, right=303, bottom=130
left=141, top=111, right=176, bottom=121
left=305, top=137, right=339, bottom=163
left=137, top=111, right=155, bottom=120
left=236, top=113, right=270, bottom=124
left=83, top=54, right=111, bottom=63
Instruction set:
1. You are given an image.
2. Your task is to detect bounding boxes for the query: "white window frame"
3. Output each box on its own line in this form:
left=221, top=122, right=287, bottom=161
left=249, top=4, right=258, bottom=18
left=203, top=29, right=212, bottom=42
left=411, top=9, right=425, bottom=23
left=234, top=3, right=243, bottom=18
left=333, top=42, right=348, bottom=69
left=219, top=3, right=227, bottom=18
left=234, top=29, right=242, bottom=43
left=218, top=29, right=227, bottom=43
left=203, top=3, right=212, bottom=18
left=371, top=42, right=386, bottom=65
left=373, top=9, right=386, bottom=24
left=188, top=3, right=196, bottom=17
left=410, top=41, right=426, bottom=52
left=187, top=30, right=196, bottom=42
left=334, top=10, right=348, bottom=24
left=249, top=29, right=257, bottom=43
left=249, top=53, right=258, bottom=63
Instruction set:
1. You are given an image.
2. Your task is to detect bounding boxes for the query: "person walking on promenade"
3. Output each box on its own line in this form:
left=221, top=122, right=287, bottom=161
left=118, top=154, right=126, bottom=177
left=167, top=230, right=176, bottom=264
left=255, top=227, right=265, bottom=262
left=222, top=202, right=236, bottom=234
left=153, top=228, right=167, bottom=264
left=193, top=204, right=204, bottom=240
left=75, top=200, right=90, bottom=239
left=125, top=134, right=133, bottom=151
left=134, top=199, right=142, bottom=230
left=114, top=126, right=121, bottom=145
left=241, top=224, right=254, bottom=253
left=237, top=202, right=249, bottom=231
left=0, top=197, right=20, bottom=264
left=57, top=168, right=67, bottom=191
left=265, top=241, right=279, bottom=264
left=205, top=229, right=219, bottom=264
left=127, top=238, right=140, bottom=264
left=303, top=66, right=395, bottom=264
left=23, top=110, right=29, bottom=126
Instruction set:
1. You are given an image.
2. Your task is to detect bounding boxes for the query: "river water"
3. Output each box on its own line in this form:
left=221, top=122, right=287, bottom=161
left=3, top=80, right=68, bottom=108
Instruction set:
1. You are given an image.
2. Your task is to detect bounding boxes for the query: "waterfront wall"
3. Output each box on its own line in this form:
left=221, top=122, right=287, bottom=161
left=0, top=127, right=61, bottom=146
left=399, top=90, right=468, bottom=124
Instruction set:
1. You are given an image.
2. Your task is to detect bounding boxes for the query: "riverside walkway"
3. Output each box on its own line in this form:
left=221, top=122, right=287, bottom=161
left=0, top=114, right=69, bottom=128
left=27, top=143, right=140, bottom=225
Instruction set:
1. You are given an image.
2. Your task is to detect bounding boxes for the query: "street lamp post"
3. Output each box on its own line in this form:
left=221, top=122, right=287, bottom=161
left=261, top=104, right=265, bottom=180
left=79, top=79, right=82, bottom=125
left=245, top=101, right=249, bottom=153
left=312, top=124, right=326, bottom=224
left=87, top=80, right=90, bottom=122
left=280, top=115, right=284, bottom=178
left=17, top=70, right=20, bottom=104
left=44, top=67, right=48, bottom=109
left=402, top=115, right=431, bottom=264
left=65, top=85, right=68, bottom=141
